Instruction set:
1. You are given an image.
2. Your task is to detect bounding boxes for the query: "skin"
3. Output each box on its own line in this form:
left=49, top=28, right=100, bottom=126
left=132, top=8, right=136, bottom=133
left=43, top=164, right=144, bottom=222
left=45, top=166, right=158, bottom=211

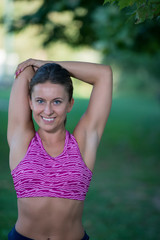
left=8, top=60, right=113, bottom=240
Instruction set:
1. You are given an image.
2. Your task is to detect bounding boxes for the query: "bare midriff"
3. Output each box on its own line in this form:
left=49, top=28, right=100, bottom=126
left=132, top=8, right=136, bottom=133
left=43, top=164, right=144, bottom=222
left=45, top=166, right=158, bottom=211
left=15, top=197, right=85, bottom=240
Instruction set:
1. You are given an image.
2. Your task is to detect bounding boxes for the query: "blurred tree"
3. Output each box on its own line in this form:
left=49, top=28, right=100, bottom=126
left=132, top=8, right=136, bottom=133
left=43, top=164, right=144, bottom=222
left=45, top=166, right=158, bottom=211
left=8, top=0, right=160, bottom=56
left=2, top=0, right=160, bottom=94
left=104, top=0, right=160, bottom=24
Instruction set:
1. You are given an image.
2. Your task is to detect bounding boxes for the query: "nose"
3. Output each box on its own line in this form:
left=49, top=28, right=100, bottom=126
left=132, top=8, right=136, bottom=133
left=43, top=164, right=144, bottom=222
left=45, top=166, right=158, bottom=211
left=44, top=103, right=53, bottom=115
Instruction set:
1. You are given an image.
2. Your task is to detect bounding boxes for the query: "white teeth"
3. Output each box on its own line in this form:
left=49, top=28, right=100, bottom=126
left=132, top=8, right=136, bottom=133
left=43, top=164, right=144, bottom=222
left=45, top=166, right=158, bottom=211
left=42, top=117, right=54, bottom=122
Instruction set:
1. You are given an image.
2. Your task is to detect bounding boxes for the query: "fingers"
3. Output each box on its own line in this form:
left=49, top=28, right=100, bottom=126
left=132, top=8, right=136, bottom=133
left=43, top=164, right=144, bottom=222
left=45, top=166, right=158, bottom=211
left=15, top=58, right=34, bottom=78
left=15, top=58, right=46, bottom=78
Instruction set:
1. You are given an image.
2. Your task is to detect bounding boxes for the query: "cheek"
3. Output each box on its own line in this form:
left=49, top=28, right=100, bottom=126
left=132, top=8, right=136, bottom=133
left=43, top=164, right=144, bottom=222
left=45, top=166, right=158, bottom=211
left=56, top=107, right=66, bottom=116
left=32, top=107, right=43, bottom=123
left=31, top=103, right=43, bottom=114
left=29, top=98, right=38, bottom=112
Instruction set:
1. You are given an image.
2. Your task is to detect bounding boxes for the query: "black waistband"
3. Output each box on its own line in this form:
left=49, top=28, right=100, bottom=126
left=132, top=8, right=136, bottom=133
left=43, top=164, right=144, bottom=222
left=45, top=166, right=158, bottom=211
left=8, top=226, right=90, bottom=240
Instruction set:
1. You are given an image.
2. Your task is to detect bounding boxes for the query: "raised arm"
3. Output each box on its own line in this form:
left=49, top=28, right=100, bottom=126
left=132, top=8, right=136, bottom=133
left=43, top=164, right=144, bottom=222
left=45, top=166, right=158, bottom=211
left=54, top=62, right=112, bottom=138
left=7, top=66, right=35, bottom=146
left=60, top=62, right=113, bottom=171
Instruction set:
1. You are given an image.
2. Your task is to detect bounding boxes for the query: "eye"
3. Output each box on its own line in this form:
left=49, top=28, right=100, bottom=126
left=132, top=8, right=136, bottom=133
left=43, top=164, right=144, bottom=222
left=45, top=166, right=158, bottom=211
left=36, top=99, right=44, bottom=104
left=54, top=100, right=62, bottom=105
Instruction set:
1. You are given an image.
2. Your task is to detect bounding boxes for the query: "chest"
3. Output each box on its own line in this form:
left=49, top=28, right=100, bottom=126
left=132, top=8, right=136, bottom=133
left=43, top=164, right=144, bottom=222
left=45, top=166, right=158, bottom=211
left=42, top=141, right=65, bottom=158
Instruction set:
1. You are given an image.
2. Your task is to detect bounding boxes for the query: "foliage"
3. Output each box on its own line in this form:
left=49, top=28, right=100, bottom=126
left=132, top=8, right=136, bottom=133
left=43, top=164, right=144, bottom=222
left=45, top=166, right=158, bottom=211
left=92, top=5, right=160, bottom=55
left=8, top=0, right=160, bottom=57
left=104, top=0, right=160, bottom=23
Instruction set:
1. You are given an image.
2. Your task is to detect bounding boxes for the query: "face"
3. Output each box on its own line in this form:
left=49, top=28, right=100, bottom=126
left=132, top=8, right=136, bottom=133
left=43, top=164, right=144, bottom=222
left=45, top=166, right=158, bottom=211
left=29, top=81, right=74, bottom=132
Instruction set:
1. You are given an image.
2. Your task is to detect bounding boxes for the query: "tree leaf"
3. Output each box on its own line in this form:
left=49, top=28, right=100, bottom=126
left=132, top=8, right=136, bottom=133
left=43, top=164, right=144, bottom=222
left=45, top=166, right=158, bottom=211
left=118, top=0, right=135, bottom=10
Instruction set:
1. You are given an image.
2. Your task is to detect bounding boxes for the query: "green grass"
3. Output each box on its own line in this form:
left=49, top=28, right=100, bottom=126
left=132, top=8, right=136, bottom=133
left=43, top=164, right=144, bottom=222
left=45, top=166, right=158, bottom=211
left=0, top=91, right=160, bottom=240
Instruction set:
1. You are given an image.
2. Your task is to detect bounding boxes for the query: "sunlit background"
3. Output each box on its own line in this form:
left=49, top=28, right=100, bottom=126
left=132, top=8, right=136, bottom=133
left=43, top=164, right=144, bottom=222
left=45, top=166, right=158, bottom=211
left=0, top=0, right=160, bottom=239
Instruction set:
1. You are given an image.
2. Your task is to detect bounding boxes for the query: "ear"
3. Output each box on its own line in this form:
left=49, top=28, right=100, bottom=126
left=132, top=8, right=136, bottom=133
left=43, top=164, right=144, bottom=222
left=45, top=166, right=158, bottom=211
left=67, top=98, right=74, bottom=113
left=28, top=96, right=33, bottom=110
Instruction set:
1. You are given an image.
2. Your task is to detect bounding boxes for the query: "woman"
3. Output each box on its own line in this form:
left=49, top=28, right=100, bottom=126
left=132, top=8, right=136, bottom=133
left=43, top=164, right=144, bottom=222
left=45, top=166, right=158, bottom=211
left=7, top=59, right=113, bottom=240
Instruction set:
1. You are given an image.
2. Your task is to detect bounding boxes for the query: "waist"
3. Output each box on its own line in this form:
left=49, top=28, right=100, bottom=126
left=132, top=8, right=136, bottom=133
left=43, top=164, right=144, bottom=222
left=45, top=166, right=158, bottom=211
left=16, top=197, right=84, bottom=239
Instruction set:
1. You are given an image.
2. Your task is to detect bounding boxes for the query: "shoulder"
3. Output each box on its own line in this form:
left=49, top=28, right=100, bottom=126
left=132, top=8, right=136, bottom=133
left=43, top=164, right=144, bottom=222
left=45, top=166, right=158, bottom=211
left=66, top=130, right=79, bottom=148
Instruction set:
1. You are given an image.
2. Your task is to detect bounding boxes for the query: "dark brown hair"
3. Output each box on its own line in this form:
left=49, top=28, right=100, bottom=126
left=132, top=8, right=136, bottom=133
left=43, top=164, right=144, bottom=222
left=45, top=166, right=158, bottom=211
left=29, top=63, right=73, bottom=102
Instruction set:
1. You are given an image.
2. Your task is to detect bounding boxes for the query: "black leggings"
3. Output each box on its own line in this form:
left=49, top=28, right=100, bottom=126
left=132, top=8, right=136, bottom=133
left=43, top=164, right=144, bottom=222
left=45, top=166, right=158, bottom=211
left=8, top=226, right=90, bottom=240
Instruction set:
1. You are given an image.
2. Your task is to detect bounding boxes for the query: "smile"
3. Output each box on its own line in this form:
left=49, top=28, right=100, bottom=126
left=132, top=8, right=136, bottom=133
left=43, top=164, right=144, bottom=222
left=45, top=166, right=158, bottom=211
left=41, top=116, right=55, bottom=122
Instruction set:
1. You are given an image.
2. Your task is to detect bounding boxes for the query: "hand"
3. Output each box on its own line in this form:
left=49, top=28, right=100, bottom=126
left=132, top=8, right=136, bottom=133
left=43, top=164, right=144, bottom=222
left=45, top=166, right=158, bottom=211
left=15, top=58, right=46, bottom=78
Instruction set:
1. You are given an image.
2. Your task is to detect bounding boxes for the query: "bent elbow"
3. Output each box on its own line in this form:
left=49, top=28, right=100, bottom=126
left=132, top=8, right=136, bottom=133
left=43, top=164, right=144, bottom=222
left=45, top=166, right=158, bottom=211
left=104, top=65, right=113, bottom=82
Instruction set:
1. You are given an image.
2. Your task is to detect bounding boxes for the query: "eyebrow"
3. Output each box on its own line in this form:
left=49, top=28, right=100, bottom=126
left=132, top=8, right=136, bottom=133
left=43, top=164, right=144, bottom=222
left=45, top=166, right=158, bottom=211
left=35, top=97, right=64, bottom=101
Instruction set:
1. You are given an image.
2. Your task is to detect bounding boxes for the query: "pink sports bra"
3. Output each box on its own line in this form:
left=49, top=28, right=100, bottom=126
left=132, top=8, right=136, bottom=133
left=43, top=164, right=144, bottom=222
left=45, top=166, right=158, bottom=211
left=11, top=131, right=93, bottom=201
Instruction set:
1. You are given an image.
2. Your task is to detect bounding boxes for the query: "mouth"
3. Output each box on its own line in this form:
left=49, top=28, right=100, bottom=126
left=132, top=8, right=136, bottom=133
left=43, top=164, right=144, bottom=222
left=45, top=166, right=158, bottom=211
left=41, top=116, right=55, bottom=123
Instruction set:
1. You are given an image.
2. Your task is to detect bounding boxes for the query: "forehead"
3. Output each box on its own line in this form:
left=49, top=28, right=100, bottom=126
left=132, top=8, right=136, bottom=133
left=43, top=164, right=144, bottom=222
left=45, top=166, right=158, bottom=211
left=32, top=82, right=68, bottom=99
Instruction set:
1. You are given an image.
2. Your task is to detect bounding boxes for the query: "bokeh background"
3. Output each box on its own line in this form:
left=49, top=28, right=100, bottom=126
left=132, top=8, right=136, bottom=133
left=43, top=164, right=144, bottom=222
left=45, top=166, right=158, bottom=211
left=0, top=0, right=160, bottom=239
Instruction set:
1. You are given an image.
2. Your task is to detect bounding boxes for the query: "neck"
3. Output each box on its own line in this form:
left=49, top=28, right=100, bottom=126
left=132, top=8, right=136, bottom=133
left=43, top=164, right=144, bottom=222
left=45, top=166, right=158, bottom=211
left=38, top=127, right=66, bottom=146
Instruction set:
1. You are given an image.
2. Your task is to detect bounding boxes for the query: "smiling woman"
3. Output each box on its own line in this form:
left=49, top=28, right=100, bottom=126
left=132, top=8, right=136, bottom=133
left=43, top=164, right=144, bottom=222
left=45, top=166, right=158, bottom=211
left=7, top=58, right=112, bottom=240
